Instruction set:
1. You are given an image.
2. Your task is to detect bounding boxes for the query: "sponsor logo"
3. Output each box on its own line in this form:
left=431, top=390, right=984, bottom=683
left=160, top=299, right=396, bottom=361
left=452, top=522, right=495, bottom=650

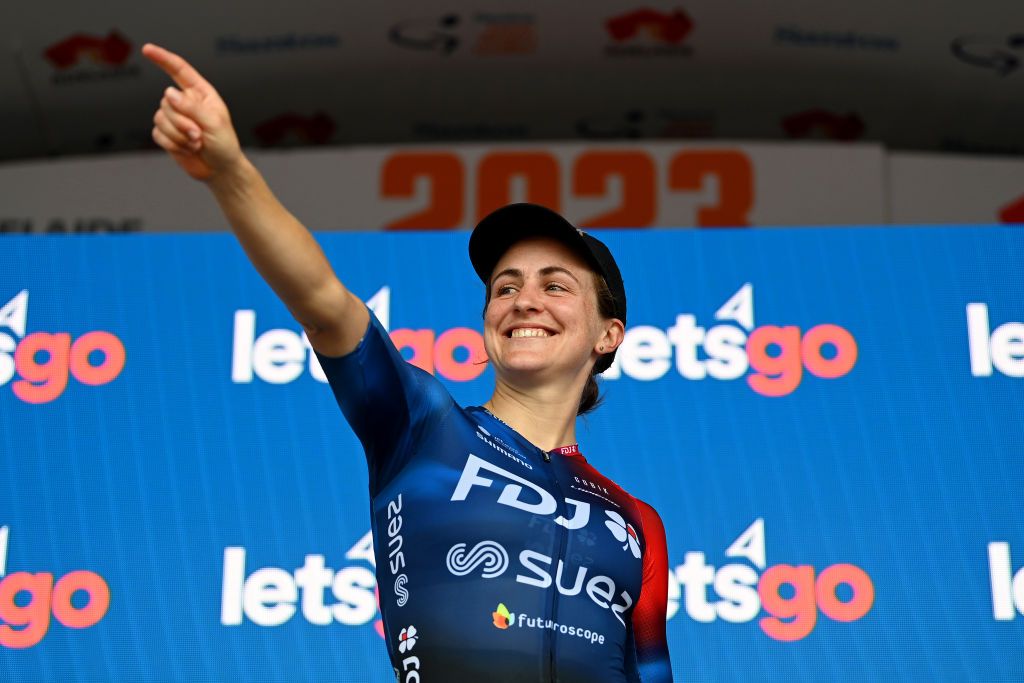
left=451, top=454, right=591, bottom=530
left=774, top=26, right=900, bottom=51
left=491, top=602, right=607, bottom=644
left=577, top=108, right=714, bottom=139
left=389, top=13, right=536, bottom=56
left=604, top=8, right=694, bottom=57
left=668, top=519, right=874, bottom=642
left=602, top=284, right=858, bottom=396
left=0, top=217, right=142, bottom=234
left=395, top=625, right=422, bottom=682
left=989, top=542, right=1024, bottom=620
left=605, top=511, right=640, bottom=559
left=253, top=113, right=336, bottom=147
left=1000, top=194, right=1024, bottom=224
left=446, top=540, right=509, bottom=578
left=43, top=30, right=140, bottom=85
left=386, top=494, right=410, bottom=607
left=781, top=110, right=865, bottom=141
left=476, top=425, right=532, bottom=470
left=232, top=287, right=486, bottom=385
left=0, top=526, right=111, bottom=649
left=951, top=34, right=1024, bottom=76
left=398, top=624, right=418, bottom=651
left=411, top=121, right=529, bottom=141
left=967, top=303, right=1024, bottom=377
left=216, top=33, right=340, bottom=54
left=0, top=290, right=126, bottom=404
left=220, top=535, right=377, bottom=628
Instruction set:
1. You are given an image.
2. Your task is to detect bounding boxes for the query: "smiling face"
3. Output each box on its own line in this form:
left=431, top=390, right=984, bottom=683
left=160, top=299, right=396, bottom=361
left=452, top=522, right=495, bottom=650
left=483, top=237, right=621, bottom=387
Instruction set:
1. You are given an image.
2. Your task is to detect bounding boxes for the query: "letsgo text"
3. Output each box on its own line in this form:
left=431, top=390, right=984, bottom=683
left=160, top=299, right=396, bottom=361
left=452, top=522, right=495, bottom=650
left=667, top=520, right=874, bottom=641
left=0, top=290, right=126, bottom=404
left=230, top=284, right=856, bottom=396
left=602, top=284, right=857, bottom=396
left=232, top=287, right=486, bottom=384
left=0, top=527, right=111, bottom=649
left=989, top=542, right=1024, bottom=620
left=220, top=540, right=377, bottom=628
left=968, top=303, right=1024, bottom=377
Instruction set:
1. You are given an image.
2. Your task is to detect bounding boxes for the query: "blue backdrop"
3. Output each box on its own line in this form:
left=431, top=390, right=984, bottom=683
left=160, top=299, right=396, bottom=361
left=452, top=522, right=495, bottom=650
left=1, top=226, right=1022, bottom=681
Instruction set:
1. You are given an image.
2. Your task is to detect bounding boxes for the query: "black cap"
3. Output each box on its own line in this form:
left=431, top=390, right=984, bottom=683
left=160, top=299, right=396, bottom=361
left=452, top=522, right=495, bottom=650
left=469, top=203, right=627, bottom=373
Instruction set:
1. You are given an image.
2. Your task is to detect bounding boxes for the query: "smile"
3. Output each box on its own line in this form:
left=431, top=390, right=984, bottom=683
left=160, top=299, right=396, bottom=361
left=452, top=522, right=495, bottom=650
left=509, top=328, right=552, bottom=338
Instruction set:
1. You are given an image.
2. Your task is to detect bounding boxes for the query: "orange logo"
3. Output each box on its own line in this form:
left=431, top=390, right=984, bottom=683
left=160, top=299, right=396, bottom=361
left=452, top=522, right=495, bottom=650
left=606, top=9, right=693, bottom=44
left=44, top=31, right=132, bottom=69
left=999, top=193, right=1024, bottom=223
left=253, top=113, right=336, bottom=146
left=492, top=602, right=512, bottom=629
left=782, top=110, right=865, bottom=141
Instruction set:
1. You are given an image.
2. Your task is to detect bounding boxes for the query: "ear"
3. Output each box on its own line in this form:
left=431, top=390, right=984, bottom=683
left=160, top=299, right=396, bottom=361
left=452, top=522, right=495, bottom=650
left=594, top=319, right=625, bottom=355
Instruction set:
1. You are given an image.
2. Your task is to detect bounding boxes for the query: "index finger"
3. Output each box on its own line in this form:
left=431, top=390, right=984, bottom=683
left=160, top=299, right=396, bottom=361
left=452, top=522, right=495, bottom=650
left=141, top=43, right=211, bottom=92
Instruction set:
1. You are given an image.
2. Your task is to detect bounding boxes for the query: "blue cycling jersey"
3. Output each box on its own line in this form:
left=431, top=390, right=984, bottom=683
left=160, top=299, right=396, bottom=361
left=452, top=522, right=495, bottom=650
left=317, top=310, right=672, bottom=682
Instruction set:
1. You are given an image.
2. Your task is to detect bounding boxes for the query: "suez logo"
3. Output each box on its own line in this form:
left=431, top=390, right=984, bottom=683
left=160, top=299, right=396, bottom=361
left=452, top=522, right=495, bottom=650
left=0, top=290, right=126, bottom=404
left=989, top=542, right=1024, bottom=621
left=0, top=526, right=111, bottom=649
left=667, top=519, right=874, bottom=642
left=967, top=303, right=1024, bottom=378
left=231, top=284, right=857, bottom=396
left=492, top=601, right=607, bottom=645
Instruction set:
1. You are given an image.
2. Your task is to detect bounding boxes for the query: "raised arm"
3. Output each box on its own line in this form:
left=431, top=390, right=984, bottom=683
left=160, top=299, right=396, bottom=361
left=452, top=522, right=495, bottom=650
left=142, top=43, right=368, bottom=357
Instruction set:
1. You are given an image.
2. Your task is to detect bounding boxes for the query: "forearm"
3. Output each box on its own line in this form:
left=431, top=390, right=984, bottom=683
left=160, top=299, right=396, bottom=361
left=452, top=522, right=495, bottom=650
left=208, top=157, right=365, bottom=348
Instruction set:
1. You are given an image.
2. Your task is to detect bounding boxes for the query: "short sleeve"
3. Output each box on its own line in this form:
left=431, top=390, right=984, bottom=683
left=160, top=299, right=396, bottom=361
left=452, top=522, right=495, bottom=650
left=314, top=307, right=454, bottom=493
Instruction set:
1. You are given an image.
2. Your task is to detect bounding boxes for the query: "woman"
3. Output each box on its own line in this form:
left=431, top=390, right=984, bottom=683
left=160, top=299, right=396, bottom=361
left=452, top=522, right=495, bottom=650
left=143, top=43, right=672, bottom=682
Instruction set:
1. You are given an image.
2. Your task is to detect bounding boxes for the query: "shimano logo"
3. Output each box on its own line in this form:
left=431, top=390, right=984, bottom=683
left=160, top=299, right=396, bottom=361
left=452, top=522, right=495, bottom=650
left=475, top=427, right=532, bottom=470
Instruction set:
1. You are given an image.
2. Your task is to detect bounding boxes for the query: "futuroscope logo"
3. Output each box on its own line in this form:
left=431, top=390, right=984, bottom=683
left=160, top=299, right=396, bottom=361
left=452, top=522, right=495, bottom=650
left=231, top=284, right=857, bottom=396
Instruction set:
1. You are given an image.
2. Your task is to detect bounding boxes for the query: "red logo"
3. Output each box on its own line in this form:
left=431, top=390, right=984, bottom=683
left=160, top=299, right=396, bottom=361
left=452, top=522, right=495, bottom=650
left=782, top=110, right=865, bottom=141
left=0, top=527, right=111, bottom=649
left=43, top=31, right=132, bottom=69
left=606, top=8, right=693, bottom=44
left=999, top=193, right=1024, bottom=223
left=253, top=113, right=336, bottom=147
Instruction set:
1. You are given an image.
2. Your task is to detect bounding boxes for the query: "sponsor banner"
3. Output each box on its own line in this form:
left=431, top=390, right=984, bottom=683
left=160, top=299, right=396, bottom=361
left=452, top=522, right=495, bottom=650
left=889, top=152, right=1024, bottom=224
left=1, top=226, right=1022, bottom=681
left=0, top=141, right=886, bottom=234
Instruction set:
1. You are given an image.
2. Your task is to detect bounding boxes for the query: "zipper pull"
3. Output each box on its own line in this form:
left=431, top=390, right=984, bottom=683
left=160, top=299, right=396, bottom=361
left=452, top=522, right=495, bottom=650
left=543, top=451, right=551, bottom=463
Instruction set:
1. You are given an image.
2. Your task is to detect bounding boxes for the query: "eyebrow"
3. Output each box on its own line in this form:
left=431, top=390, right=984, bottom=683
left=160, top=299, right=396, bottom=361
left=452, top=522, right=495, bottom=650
left=490, top=265, right=582, bottom=286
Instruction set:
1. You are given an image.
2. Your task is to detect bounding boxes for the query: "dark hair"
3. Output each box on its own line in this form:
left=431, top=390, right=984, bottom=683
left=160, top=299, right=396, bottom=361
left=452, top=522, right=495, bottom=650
left=579, top=274, right=618, bottom=416
left=484, top=271, right=618, bottom=417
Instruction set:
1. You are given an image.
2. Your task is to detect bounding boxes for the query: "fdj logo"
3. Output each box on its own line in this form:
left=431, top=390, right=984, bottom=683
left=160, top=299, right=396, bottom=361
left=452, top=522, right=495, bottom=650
left=602, top=284, right=858, bottom=397
left=670, top=519, right=874, bottom=641
left=0, top=526, right=111, bottom=648
left=0, top=290, right=126, bottom=404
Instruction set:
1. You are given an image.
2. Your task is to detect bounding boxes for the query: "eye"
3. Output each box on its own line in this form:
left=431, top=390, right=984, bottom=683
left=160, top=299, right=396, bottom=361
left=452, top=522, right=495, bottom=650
left=545, top=282, right=567, bottom=292
left=495, top=284, right=517, bottom=296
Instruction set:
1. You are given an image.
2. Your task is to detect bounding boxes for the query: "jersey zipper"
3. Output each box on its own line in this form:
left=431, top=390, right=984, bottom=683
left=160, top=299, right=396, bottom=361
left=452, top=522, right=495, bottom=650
left=536, top=444, right=567, bottom=683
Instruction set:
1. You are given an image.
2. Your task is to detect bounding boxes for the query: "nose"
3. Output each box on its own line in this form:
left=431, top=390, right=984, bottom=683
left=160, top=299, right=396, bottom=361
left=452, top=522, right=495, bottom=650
left=513, top=281, right=544, bottom=313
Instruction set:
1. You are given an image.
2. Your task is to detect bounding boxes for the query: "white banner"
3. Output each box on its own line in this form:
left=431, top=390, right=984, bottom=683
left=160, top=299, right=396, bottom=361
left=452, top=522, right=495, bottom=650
left=0, top=140, right=885, bottom=233
left=888, top=153, right=1024, bottom=225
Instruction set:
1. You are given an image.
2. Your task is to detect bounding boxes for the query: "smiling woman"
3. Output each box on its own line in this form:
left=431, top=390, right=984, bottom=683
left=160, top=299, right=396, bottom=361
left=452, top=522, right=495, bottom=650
left=143, top=41, right=672, bottom=683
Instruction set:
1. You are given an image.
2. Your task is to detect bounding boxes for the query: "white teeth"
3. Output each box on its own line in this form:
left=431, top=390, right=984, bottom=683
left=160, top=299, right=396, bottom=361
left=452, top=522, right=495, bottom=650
left=511, top=328, right=551, bottom=338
